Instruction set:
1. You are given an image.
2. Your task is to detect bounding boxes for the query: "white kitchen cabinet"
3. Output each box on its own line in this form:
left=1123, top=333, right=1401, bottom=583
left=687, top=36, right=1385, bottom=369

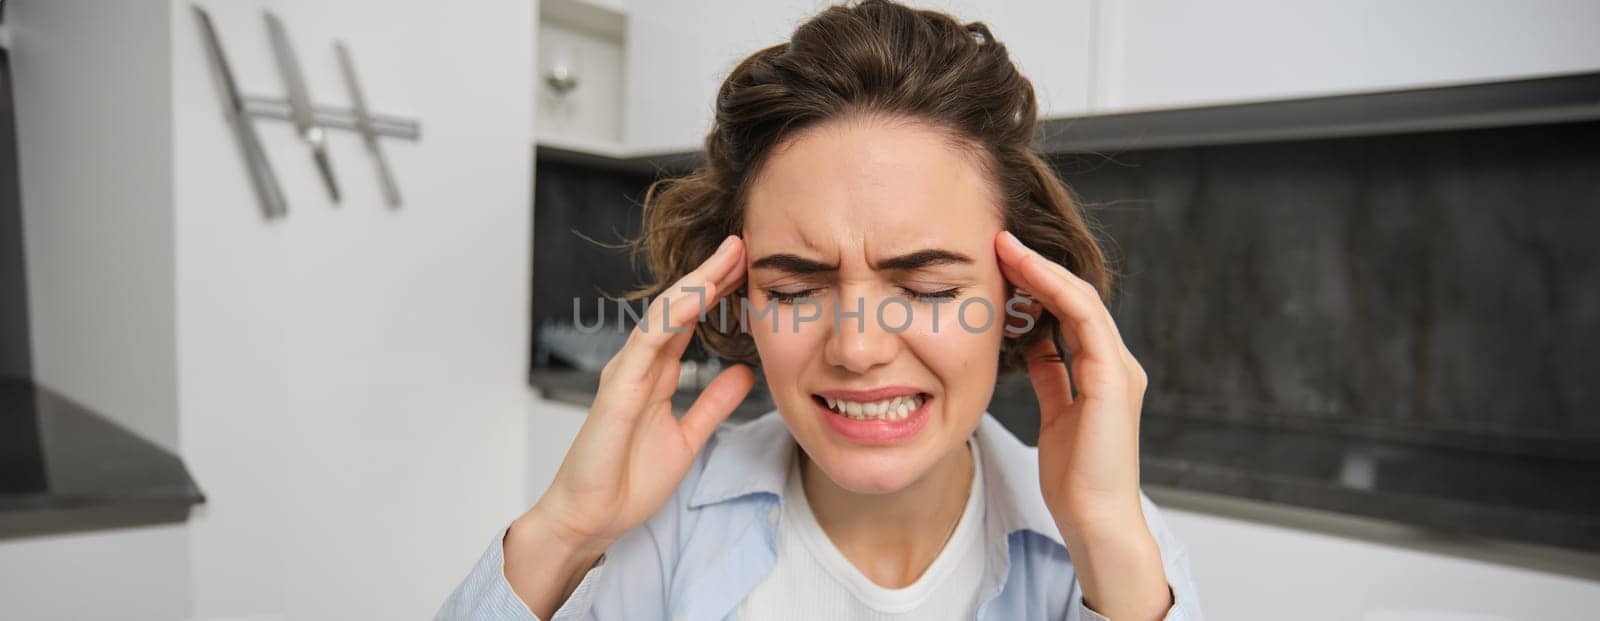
left=555, top=0, right=1600, bottom=157
left=1092, top=0, right=1600, bottom=113
left=537, top=0, right=629, bottom=150
left=621, top=0, right=820, bottom=155
left=622, top=0, right=1096, bottom=155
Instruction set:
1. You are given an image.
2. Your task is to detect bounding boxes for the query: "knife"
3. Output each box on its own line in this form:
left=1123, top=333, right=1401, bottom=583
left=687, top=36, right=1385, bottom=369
left=192, top=6, right=288, bottom=219
left=335, top=41, right=402, bottom=207
left=264, top=11, right=341, bottom=203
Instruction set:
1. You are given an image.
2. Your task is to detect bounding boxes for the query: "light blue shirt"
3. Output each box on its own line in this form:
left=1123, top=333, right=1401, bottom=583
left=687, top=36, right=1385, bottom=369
left=437, top=409, right=1204, bottom=620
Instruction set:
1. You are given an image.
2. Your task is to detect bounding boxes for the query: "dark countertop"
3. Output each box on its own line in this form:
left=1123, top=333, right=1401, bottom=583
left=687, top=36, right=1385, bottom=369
left=531, top=366, right=779, bottom=422
left=0, top=378, right=204, bottom=537
left=530, top=366, right=1600, bottom=558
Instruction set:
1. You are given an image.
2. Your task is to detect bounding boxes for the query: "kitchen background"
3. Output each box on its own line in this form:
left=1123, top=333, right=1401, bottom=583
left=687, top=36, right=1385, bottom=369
left=2, top=1, right=1598, bottom=620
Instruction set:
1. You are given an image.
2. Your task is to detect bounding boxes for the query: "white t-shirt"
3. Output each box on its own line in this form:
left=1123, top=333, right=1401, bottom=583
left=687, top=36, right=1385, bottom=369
left=736, top=438, right=987, bottom=620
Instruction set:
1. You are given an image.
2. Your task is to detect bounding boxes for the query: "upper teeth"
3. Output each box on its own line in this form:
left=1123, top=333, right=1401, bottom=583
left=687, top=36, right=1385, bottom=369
left=822, top=394, right=925, bottom=420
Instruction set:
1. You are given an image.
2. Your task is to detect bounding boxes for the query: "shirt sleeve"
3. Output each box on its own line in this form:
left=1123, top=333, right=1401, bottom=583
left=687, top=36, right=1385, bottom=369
left=1078, top=584, right=1181, bottom=621
left=432, top=526, right=609, bottom=621
left=1073, top=491, right=1205, bottom=621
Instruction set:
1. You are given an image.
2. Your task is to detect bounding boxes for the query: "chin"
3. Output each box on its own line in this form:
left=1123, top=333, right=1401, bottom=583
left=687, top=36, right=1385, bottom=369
left=802, top=420, right=952, bottom=492
left=807, top=449, right=929, bottom=495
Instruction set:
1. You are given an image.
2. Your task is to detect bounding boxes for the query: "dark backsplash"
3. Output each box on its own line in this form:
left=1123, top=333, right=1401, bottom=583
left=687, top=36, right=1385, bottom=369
left=530, top=160, right=656, bottom=330
left=1064, top=121, right=1599, bottom=460
left=531, top=121, right=1600, bottom=462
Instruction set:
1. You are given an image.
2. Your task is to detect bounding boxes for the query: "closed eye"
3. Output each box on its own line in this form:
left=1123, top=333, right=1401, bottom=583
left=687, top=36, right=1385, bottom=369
left=762, top=288, right=820, bottom=304
left=761, top=286, right=963, bottom=304
left=901, top=286, right=961, bottom=302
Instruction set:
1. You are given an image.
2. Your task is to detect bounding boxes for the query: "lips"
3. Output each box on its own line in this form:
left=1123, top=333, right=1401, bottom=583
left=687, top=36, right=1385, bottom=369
left=810, top=389, right=934, bottom=445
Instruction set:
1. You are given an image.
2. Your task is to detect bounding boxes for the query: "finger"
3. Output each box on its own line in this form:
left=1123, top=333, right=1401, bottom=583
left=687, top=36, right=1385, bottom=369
left=1003, top=299, right=1043, bottom=338
left=647, top=240, right=746, bottom=347
left=998, top=239, right=1085, bottom=354
left=998, top=261, right=1043, bottom=337
left=995, top=231, right=1123, bottom=398
left=650, top=241, right=748, bottom=403
left=648, top=308, right=707, bottom=404
left=606, top=237, right=742, bottom=387
left=706, top=247, right=748, bottom=328
left=1003, top=240, right=1143, bottom=394
left=649, top=338, right=689, bottom=403
left=1002, top=249, right=1077, bottom=417
left=1004, top=256, right=1145, bottom=398
left=607, top=278, right=717, bottom=403
left=998, top=251, right=1029, bottom=290
left=679, top=363, right=756, bottom=454
left=998, top=237, right=1145, bottom=391
left=651, top=249, right=747, bottom=403
left=714, top=237, right=748, bottom=293
left=1024, top=336, right=1074, bottom=428
left=644, top=238, right=741, bottom=347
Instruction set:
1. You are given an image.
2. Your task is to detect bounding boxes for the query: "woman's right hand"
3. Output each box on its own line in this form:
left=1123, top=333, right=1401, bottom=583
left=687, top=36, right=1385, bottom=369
left=504, top=235, right=755, bottom=615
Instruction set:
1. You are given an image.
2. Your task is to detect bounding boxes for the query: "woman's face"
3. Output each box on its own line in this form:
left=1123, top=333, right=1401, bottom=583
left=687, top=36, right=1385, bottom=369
left=741, top=116, right=1010, bottom=495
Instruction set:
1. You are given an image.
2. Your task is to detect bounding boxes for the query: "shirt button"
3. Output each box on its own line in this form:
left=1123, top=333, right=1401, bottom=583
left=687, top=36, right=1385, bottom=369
left=767, top=506, right=779, bottom=524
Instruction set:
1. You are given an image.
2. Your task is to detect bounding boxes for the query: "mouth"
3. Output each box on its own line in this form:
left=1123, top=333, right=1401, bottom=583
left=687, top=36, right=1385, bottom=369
left=809, top=390, right=935, bottom=445
left=810, top=392, right=930, bottom=420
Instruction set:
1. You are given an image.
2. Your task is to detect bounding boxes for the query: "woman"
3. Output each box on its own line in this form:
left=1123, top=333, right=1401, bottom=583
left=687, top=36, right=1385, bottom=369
left=441, top=1, right=1201, bottom=619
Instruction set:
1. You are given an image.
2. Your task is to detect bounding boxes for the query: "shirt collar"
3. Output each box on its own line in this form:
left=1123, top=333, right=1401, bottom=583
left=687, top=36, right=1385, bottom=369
left=687, top=409, right=1067, bottom=550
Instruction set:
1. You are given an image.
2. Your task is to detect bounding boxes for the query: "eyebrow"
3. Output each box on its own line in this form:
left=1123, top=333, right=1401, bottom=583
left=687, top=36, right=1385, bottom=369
left=750, top=248, right=974, bottom=274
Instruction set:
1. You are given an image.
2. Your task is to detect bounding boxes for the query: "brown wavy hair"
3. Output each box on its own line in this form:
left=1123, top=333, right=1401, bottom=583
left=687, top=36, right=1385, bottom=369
left=621, top=0, right=1116, bottom=375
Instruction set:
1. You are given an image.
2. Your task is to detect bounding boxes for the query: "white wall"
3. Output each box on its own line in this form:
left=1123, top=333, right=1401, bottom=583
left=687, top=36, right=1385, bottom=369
left=171, top=0, right=537, bottom=618
left=8, top=0, right=539, bottom=618
left=1160, top=506, right=1600, bottom=620
left=11, top=0, right=179, bottom=452
left=0, top=524, right=190, bottom=621
left=3, top=1, right=190, bottom=619
left=525, top=396, right=589, bottom=508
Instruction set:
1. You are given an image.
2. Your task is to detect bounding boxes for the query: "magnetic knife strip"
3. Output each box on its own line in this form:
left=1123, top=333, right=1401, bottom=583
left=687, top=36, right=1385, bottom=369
left=192, top=5, right=421, bottom=219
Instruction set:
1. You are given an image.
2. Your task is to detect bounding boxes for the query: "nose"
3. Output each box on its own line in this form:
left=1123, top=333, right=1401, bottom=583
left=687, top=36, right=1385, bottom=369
left=821, top=285, right=903, bottom=374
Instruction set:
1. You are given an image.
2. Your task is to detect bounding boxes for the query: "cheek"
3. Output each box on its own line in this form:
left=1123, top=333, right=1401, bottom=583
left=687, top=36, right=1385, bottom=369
left=904, top=299, right=1003, bottom=363
left=904, top=316, right=1001, bottom=379
left=906, top=290, right=1007, bottom=399
left=748, top=304, right=829, bottom=377
left=924, top=283, right=1011, bottom=343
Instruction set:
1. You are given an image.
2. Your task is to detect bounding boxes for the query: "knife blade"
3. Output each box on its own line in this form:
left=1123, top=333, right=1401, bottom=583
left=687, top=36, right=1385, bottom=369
left=192, top=6, right=288, bottom=219
left=335, top=42, right=402, bottom=207
left=264, top=11, right=341, bottom=203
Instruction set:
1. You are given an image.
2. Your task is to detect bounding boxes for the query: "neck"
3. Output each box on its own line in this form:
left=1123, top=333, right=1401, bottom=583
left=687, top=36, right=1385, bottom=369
left=799, top=438, right=975, bottom=588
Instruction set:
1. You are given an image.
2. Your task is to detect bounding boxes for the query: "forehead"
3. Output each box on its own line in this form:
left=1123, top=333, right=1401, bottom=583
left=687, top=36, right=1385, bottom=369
left=742, top=118, right=1000, bottom=256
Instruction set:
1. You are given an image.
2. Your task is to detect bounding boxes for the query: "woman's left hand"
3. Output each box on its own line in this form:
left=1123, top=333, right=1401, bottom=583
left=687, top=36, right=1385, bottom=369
left=994, top=230, right=1172, bottom=619
left=993, top=230, right=1148, bottom=534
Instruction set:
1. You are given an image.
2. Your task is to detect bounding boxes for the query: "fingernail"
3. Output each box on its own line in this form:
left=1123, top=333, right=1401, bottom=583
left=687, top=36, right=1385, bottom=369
left=1002, top=230, right=1024, bottom=249
left=716, top=235, right=736, bottom=254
